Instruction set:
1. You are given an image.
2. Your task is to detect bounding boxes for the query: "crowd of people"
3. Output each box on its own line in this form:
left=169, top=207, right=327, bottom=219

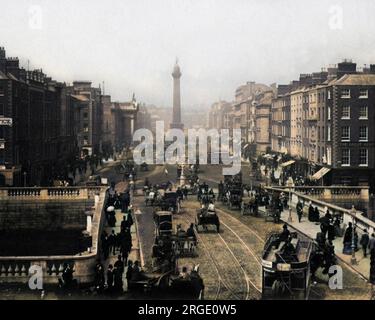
left=94, top=182, right=141, bottom=295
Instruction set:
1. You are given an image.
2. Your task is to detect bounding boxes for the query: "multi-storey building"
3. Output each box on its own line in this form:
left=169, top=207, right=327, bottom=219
left=207, top=101, right=232, bottom=130
left=101, top=95, right=139, bottom=153
left=326, top=72, right=375, bottom=187
left=67, top=81, right=103, bottom=156
left=0, top=47, right=76, bottom=186
left=255, top=91, right=273, bottom=154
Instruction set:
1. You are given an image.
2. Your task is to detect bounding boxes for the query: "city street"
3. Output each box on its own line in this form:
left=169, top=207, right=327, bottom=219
left=130, top=163, right=373, bottom=300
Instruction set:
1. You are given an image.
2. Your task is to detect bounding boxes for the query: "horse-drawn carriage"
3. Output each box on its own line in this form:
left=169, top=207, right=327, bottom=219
left=227, top=188, right=243, bottom=210
left=152, top=212, right=197, bottom=263
left=261, top=231, right=314, bottom=300
left=129, top=265, right=204, bottom=299
left=145, top=189, right=164, bottom=206
left=116, top=159, right=136, bottom=179
left=241, top=196, right=258, bottom=216
left=195, top=205, right=220, bottom=233
left=160, top=191, right=180, bottom=214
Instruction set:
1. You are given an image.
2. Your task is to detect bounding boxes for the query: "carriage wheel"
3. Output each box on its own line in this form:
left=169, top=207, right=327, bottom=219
left=271, top=280, right=287, bottom=298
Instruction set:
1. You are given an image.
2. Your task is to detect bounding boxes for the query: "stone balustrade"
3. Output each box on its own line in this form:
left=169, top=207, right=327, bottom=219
left=0, top=186, right=106, bottom=201
left=0, top=188, right=108, bottom=284
left=265, top=186, right=375, bottom=235
left=273, top=185, right=369, bottom=201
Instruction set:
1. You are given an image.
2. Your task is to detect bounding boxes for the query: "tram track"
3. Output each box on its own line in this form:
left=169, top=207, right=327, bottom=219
left=179, top=215, right=244, bottom=300
left=183, top=202, right=265, bottom=295
left=182, top=205, right=262, bottom=299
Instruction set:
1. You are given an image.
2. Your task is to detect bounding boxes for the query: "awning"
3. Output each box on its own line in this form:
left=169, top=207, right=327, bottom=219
left=280, top=160, right=296, bottom=168
left=311, top=167, right=331, bottom=181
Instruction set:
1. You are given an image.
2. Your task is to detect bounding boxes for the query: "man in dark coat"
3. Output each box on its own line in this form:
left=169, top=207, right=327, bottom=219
left=106, top=264, right=114, bottom=293
left=308, top=203, right=315, bottom=222
left=296, top=200, right=303, bottom=223
left=279, top=224, right=291, bottom=242
left=342, top=222, right=353, bottom=254
left=126, top=260, right=133, bottom=292
left=121, top=191, right=130, bottom=213
left=360, top=229, right=370, bottom=258
left=313, top=207, right=320, bottom=222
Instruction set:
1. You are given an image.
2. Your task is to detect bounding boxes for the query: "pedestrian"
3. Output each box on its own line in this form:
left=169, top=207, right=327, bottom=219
left=101, top=232, right=110, bottom=260
left=369, top=233, right=375, bottom=256
left=313, top=207, right=320, bottom=222
left=342, top=222, right=353, bottom=255
left=113, top=265, right=123, bottom=293
left=360, top=229, right=370, bottom=258
left=121, top=191, right=130, bottom=213
left=126, top=260, right=133, bottom=292
left=308, top=203, right=314, bottom=222
left=106, top=264, right=114, bottom=293
left=296, top=200, right=303, bottom=223
left=327, top=222, right=335, bottom=242
left=94, top=262, right=105, bottom=293
left=108, top=230, right=116, bottom=255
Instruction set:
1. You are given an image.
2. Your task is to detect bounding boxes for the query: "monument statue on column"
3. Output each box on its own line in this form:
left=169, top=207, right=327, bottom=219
left=170, top=59, right=184, bottom=130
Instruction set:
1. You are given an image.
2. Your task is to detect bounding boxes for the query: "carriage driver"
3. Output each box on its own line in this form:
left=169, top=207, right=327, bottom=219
left=207, top=201, right=215, bottom=214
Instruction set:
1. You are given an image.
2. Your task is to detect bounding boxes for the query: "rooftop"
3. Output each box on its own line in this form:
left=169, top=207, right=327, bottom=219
left=332, top=74, right=375, bottom=85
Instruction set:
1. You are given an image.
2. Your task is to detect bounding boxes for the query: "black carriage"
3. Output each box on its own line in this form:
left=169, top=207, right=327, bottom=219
left=228, top=188, right=243, bottom=210
left=145, top=189, right=162, bottom=206
left=129, top=266, right=204, bottom=300
left=160, top=191, right=180, bottom=214
left=261, top=232, right=313, bottom=300
left=154, top=211, right=173, bottom=237
left=195, top=207, right=220, bottom=233
left=241, top=196, right=258, bottom=216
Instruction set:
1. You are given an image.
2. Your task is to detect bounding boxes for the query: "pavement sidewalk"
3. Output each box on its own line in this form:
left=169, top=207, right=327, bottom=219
left=280, top=208, right=371, bottom=281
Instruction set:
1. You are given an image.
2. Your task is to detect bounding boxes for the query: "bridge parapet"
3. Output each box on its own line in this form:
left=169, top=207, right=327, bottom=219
left=270, top=186, right=369, bottom=201
left=0, top=187, right=108, bottom=284
left=265, top=186, right=375, bottom=236
left=0, top=186, right=105, bottom=201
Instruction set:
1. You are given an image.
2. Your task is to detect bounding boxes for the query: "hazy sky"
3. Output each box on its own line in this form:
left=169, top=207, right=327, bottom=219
left=1, top=0, right=375, bottom=108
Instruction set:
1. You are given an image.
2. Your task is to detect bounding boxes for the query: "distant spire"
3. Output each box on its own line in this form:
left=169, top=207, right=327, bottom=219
left=175, top=57, right=178, bottom=65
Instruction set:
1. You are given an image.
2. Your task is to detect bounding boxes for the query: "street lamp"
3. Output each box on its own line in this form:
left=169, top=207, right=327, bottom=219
left=350, top=205, right=357, bottom=265
left=286, top=177, right=294, bottom=222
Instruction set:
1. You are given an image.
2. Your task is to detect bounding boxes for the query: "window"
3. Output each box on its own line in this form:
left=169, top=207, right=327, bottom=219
left=359, top=149, right=368, bottom=166
left=327, top=126, right=331, bottom=141
left=359, top=106, right=368, bottom=119
left=327, top=106, right=331, bottom=120
left=0, top=149, right=4, bottom=165
left=341, top=126, right=350, bottom=141
left=328, top=91, right=331, bottom=99
left=342, top=105, right=350, bottom=119
left=0, top=86, right=4, bottom=96
left=0, top=103, right=4, bottom=116
left=359, top=89, right=368, bottom=98
left=359, top=126, right=368, bottom=141
left=341, top=149, right=350, bottom=166
left=83, top=112, right=88, bottom=119
left=341, top=89, right=350, bottom=98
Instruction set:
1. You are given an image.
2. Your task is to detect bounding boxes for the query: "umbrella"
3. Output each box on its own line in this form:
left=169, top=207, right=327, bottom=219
left=106, top=206, right=115, bottom=212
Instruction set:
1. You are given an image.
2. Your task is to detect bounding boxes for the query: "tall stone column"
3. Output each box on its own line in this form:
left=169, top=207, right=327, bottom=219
left=170, top=60, right=184, bottom=130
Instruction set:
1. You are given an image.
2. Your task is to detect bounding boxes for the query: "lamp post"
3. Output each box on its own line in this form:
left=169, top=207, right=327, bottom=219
left=287, top=177, right=294, bottom=222
left=350, top=205, right=357, bottom=265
